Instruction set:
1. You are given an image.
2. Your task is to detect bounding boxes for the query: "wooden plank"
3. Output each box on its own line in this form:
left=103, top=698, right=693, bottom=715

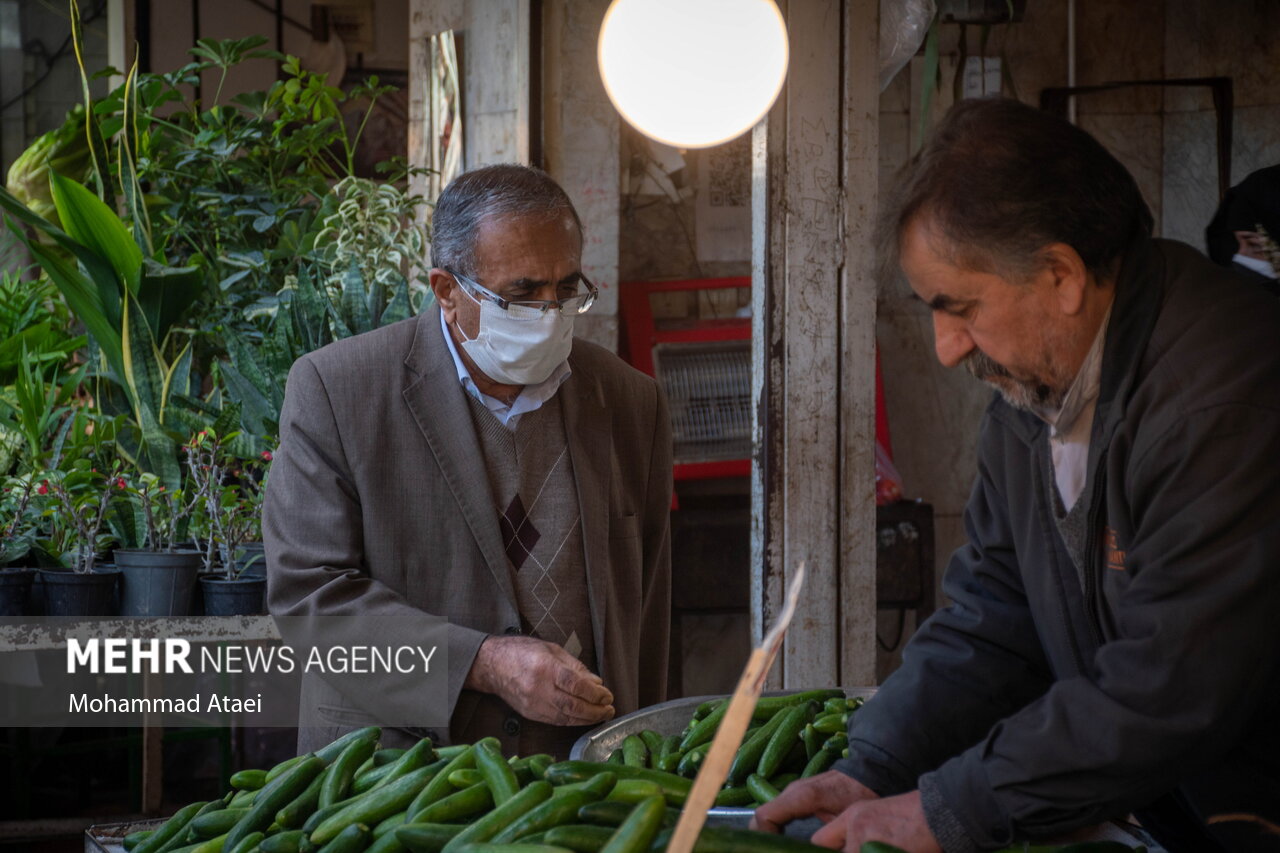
left=839, top=0, right=881, bottom=688
left=780, top=0, right=842, bottom=690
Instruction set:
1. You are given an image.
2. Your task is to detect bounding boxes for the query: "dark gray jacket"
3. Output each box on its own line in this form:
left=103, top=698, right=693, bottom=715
left=838, top=239, right=1280, bottom=849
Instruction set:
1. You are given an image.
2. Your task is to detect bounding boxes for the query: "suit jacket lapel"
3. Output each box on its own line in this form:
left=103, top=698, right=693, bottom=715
left=402, top=308, right=518, bottom=609
left=560, top=347, right=613, bottom=679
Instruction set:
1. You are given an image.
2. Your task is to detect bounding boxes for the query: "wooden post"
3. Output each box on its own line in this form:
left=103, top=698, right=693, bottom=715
left=752, top=0, right=880, bottom=689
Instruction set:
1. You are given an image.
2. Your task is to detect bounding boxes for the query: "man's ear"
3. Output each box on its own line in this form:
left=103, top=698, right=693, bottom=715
left=429, top=268, right=457, bottom=321
left=1040, top=243, right=1089, bottom=316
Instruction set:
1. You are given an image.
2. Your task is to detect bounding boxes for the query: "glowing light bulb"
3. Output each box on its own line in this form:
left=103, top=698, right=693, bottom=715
left=598, top=0, right=789, bottom=149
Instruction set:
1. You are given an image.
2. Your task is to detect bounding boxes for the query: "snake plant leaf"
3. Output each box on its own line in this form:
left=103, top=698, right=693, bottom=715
left=340, top=260, right=373, bottom=336
left=49, top=171, right=142, bottom=296
left=137, top=258, right=204, bottom=341
left=122, top=292, right=180, bottom=485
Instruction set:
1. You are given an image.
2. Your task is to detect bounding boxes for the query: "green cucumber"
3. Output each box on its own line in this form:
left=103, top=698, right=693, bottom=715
left=406, top=745, right=478, bottom=818
left=676, top=744, right=710, bottom=778
left=448, top=769, right=484, bottom=788
left=604, top=779, right=663, bottom=805
left=801, top=747, right=839, bottom=778
left=317, top=822, right=371, bottom=853
left=266, top=755, right=306, bottom=784
left=315, top=727, right=382, bottom=765
left=680, top=703, right=728, bottom=751
left=528, top=755, right=553, bottom=781
left=133, top=801, right=207, bottom=853
left=353, top=762, right=397, bottom=794
left=621, top=736, right=648, bottom=769
left=395, top=823, right=464, bottom=853
left=726, top=708, right=789, bottom=786
left=492, top=789, right=604, bottom=843
left=231, top=769, right=269, bottom=790
left=228, top=831, right=264, bottom=853
left=746, top=774, right=781, bottom=804
left=598, top=795, right=665, bottom=853
left=370, top=738, right=438, bottom=794
left=543, top=824, right=616, bottom=852
left=606, top=748, right=624, bottom=765
left=435, top=744, right=469, bottom=760
left=441, top=780, right=553, bottom=852
left=311, top=764, right=438, bottom=845
left=801, top=724, right=821, bottom=761
left=714, top=785, right=755, bottom=807
left=228, top=789, right=258, bottom=809
left=304, top=799, right=352, bottom=835
left=123, top=829, right=153, bottom=851
left=824, top=697, right=847, bottom=715
left=812, top=713, right=848, bottom=735
left=374, top=748, right=406, bottom=766
left=411, top=783, right=494, bottom=824
left=168, top=800, right=230, bottom=851
left=476, top=740, right=521, bottom=805
left=166, top=832, right=228, bottom=853
left=225, top=755, right=326, bottom=851
left=758, top=703, right=813, bottom=779
left=750, top=690, right=845, bottom=720
left=190, top=808, right=250, bottom=838
left=450, top=840, right=570, bottom=845
left=259, top=829, right=309, bottom=853
left=637, top=731, right=663, bottom=763
left=543, top=762, right=691, bottom=807
left=691, top=698, right=726, bottom=721
left=860, top=844, right=909, bottom=853
left=276, top=767, right=328, bottom=828
left=373, top=810, right=408, bottom=839
left=366, top=833, right=406, bottom=853
left=321, top=734, right=380, bottom=808
left=574, top=801, right=679, bottom=829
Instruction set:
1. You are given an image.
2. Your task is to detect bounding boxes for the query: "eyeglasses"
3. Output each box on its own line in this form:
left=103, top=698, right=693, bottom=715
left=446, top=267, right=598, bottom=318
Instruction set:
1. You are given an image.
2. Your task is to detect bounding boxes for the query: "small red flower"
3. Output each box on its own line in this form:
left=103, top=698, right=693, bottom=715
left=261, top=450, right=273, bottom=462
left=37, top=481, right=49, bottom=495
left=116, top=478, right=127, bottom=490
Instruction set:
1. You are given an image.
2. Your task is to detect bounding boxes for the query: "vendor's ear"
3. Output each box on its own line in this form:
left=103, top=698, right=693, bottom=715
left=429, top=268, right=459, bottom=321
left=1038, top=243, right=1090, bottom=316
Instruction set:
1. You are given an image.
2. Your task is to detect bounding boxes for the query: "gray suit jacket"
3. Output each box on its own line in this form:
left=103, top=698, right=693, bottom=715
left=264, top=307, right=672, bottom=754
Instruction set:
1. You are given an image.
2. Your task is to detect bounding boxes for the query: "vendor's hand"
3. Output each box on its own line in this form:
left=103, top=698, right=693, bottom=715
left=810, top=790, right=941, bottom=853
left=464, top=635, right=615, bottom=726
left=750, top=770, right=878, bottom=833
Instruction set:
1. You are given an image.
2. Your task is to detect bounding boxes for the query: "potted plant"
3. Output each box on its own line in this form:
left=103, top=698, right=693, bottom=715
left=186, top=430, right=266, bottom=615
left=36, top=461, right=124, bottom=618
left=111, top=471, right=204, bottom=618
left=0, top=474, right=42, bottom=616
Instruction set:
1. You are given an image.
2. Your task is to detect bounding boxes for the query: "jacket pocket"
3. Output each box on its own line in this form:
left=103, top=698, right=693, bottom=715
left=316, top=702, right=381, bottom=727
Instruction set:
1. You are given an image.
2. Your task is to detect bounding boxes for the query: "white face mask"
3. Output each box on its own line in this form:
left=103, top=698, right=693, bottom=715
left=455, top=286, right=575, bottom=385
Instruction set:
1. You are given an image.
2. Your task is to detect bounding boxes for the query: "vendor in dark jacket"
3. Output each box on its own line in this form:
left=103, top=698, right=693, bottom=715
left=755, top=98, right=1280, bottom=852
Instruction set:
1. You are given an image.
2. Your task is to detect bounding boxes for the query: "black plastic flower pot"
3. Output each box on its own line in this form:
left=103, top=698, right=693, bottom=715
left=39, top=567, right=122, bottom=618
left=0, top=568, right=37, bottom=617
left=236, top=542, right=267, bottom=579
left=200, top=576, right=267, bottom=616
left=115, top=550, right=203, bottom=618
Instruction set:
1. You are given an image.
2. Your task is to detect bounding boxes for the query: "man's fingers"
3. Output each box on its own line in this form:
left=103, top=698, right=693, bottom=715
left=809, top=811, right=850, bottom=850
left=751, top=777, right=829, bottom=833
left=553, top=659, right=614, bottom=705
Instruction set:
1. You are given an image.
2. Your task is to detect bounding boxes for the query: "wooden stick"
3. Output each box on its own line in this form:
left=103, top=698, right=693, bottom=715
left=666, top=563, right=808, bottom=853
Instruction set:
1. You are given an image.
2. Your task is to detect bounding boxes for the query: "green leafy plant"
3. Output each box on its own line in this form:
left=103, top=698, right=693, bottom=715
left=111, top=470, right=198, bottom=552
left=38, top=448, right=126, bottom=573
left=1, top=474, right=41, bottom=566
left=184, top=428, right=259, bottom=578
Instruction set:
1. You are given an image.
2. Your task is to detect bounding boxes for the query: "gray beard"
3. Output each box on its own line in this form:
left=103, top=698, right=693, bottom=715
left=964, top=349, right=1066, bottom=412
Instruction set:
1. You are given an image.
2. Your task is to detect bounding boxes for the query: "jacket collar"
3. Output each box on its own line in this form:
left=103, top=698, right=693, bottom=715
left=987, top=235, right=1166, bottom=450
left=402, top=306, right=519, bottom=610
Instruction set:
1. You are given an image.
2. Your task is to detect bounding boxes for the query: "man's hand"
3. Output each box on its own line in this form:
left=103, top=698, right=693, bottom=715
left=809, top=791, right=941, bottom=853
left=750, top=771, right=878, bottom=833
left=464, top=635, right=615, bottom=725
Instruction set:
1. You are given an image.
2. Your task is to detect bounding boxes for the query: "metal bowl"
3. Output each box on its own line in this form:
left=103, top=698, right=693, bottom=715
left=571, top=687, right=877, bottom=827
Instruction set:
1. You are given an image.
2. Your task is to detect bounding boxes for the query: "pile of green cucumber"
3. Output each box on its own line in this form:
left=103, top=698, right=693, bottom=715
left=116, top=726, right=832, bottom=853
left=597, top=689, right=860, bottom=810
left=115, top=708, right=1144, bottom=853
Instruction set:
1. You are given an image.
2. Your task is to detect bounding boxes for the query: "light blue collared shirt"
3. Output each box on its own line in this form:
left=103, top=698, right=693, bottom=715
left=439, top=310, right=571, bottom=430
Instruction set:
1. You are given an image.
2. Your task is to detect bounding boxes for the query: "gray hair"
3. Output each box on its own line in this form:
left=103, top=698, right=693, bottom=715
left=429, top=164, right=585, bottom=276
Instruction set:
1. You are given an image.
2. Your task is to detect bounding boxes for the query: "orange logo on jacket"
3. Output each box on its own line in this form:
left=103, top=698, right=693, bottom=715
left=1103, top=527, right=1126, bottom=571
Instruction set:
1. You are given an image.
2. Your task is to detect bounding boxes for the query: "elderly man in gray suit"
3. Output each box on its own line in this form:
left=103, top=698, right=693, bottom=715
left=264, top=164, right=673, bottom=758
